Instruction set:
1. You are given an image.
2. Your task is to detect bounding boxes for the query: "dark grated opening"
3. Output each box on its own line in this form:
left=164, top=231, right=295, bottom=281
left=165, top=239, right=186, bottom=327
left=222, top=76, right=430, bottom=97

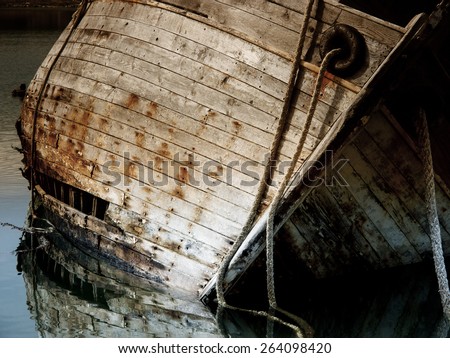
left=36, top=172, right=109, bottom=220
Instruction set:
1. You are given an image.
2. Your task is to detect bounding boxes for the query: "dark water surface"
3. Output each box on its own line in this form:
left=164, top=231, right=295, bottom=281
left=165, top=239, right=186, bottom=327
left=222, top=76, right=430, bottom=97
left=0, top=10, right=449, bottom=339
left=0, top=27, right=63, bottom=337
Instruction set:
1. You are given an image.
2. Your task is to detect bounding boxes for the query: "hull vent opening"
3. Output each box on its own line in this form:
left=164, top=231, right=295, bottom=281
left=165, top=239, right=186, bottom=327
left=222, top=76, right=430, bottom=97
left=36, top=172, right=109, bottom=220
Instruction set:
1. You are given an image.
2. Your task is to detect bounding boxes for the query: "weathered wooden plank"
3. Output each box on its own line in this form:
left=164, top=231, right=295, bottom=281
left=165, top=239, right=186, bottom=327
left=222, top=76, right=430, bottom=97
left=31, top=70, right=339, bottom=169
left=32, top=63, right=329, bottom=160
left=52, top=46, right=334, bottom=148
left=337, top=152, right=421, bottom=265
left=122, top=192, right=237, bottom=249
left=24, top=98, right=264, bottom=204
left=278, top=219, right=330, bottom=278
left=86, top=217, right=217, bottom=281
left=24, top=140, right=126, bottom=207
left=294, top=68, right=358, bottom=110
left=215, top=0, right=321, bottom=34
left=342, top=143, right=431, bottom=255
left=316, top=185, right=384, bottom=270
left=68, top=21, right=358, bottom=101
left=55, top=44, right=340, bottom=142
left=27, top=83, right=279, bottom=166
left=37, top=67, right=281, bottom=152
left=155, top=0, right=311, bottom=57
left=271, top=0, right=405, bottom=34
left=293, top=187, right=371, bottom=273
left=28, top=69, right=330, bottom=199
left=42, top=194, right=175, bottom=289
left=26, top=75, right=279, bottom=163
left=83, top=5, right=293, bottom=79
left=268, top=0, right=342, bottom=26
left=41, top=27, right=356, bottom=151
left=365, top=109, right=450, bottom=248
left=336, top=9, right=403, bottom=48
left=59, top=41, right=283, bottom=123
left=289, top=207, right=347, bottom=277
left=23, top=105, right=261, bottom=216
left=353, top=129, right=450, bottom=250
left=104, top=204, right=221, bottom=269
left=67, top=27, right=288, bottom=100
left=60, top=36, right=350, bottom=129
left=97, top=164, right=244, bottom=237
left=326, top=176, right=404, bottom=269
left=89, top=0, right=317, bottom=62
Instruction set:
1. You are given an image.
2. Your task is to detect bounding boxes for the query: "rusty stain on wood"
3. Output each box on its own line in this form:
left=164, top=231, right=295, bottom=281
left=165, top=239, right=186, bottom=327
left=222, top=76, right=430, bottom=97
left=125, top=93, right=140, bottom=109
left=146, top=101, right=158, bottom=117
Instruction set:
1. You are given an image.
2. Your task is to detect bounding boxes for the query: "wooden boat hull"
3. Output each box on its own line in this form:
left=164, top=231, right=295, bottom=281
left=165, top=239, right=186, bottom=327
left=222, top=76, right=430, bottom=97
left=17, top=0, right=446, bottom=300
left=276, top=105, right=450, bottom=279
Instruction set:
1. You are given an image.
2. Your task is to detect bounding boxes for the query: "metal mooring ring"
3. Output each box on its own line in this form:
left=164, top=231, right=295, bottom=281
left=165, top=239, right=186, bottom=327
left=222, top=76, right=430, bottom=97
left=319, top=24, right=366, bottom=77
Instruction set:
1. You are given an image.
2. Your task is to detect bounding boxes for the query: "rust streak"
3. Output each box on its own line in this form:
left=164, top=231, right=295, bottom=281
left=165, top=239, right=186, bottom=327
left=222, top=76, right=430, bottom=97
left=177, top=167, right=189, bottom=185
left=135, top=131, right=145, bottom=147
left=154, top=155, right=163, bottom=171
left=126, top=93, right=140, bottom=109
left=172, top=186, right=185, bottom=200
left=232, top=120, right=242, bottom=133
left=146, top=101, right=158, bottom=118
left=79, top=110, right=91, bottom=125
left=193, top=207, right=203, bottom=223
left=320, top=71, right=336, bottom=95
left=157, top=142, right=171, bottom=157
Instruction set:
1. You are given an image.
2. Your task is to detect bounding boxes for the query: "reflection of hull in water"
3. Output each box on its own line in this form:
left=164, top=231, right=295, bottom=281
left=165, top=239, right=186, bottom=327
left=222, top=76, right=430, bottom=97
left=16, top=218, right=450, bottom=338
left=17, top=221, right=222, bottom=338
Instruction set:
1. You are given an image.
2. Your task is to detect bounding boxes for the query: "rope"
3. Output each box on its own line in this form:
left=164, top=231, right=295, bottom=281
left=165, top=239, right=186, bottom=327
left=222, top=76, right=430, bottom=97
left=216, top=0, right=316, bottom=309
left=416, top=107, right=450, bottom=320
left=29, top=0, right=89, bottom=216
left=266, top=48, right=340, bottom=308
left=1, top=221, right=54, bottom=234
left=433, top=315, right=450, bottom=338
left=215, top=0, right=342, bottom=337
left=217, top=48, right=340, bottom=337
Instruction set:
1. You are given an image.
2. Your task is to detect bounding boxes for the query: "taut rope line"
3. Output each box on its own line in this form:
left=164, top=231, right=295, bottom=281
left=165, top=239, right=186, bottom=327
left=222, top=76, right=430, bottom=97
left=215, top=0, right=317, bottom=310
left=215, top=0, right=342, bottom=336
left=266, top=48, right=341, bottom=309
left=416, top=107, right=450, bottom=320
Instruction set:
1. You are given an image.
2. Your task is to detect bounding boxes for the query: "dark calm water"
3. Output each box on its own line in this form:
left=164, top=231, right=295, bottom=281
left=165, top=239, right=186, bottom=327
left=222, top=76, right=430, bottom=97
left=0, top=27, right=63, bottom=337
left=0, top=11, right=449, bottom=339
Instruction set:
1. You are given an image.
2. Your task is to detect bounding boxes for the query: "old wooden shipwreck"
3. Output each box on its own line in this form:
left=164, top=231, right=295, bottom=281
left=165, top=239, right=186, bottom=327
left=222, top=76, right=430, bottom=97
left=17, top=0, right=450, bottom=309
